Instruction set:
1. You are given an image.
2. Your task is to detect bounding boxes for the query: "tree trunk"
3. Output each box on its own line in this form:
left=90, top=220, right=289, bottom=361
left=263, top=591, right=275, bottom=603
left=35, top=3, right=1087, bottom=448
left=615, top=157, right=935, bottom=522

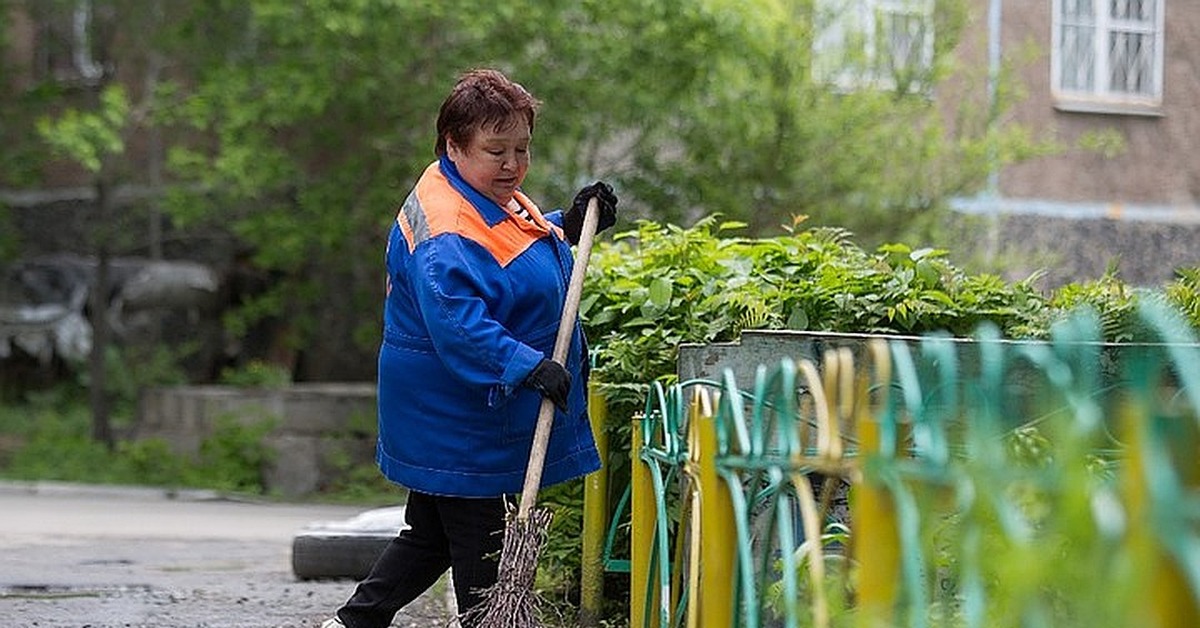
left=89, top=177, right=113, bottom=449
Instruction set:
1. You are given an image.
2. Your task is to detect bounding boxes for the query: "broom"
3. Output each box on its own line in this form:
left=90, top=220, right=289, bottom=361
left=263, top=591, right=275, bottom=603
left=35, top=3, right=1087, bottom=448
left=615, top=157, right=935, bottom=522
left=469, top=197, right=603, bottom=628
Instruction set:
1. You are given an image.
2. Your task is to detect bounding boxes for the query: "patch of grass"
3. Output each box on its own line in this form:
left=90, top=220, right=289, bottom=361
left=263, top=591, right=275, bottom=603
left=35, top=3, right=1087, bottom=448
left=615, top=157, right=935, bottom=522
left=318, top=445, right=402, bottom=505
left=0, top=386, right=385, bottom=501
left=0, top=392, right=263, bottom=492
left=0, top=380, right=408, bottom=506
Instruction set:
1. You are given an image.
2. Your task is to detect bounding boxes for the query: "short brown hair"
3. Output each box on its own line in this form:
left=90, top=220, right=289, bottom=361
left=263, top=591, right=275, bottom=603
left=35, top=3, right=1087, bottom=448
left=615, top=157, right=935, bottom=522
left=435, top=68, right=541, bottom=157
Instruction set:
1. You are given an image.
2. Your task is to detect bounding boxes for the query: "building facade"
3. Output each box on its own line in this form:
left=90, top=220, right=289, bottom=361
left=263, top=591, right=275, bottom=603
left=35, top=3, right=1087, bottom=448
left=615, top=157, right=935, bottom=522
left=949, top=0, right=1200, bottom=285
left=962, top=0, right=1199, bottom=214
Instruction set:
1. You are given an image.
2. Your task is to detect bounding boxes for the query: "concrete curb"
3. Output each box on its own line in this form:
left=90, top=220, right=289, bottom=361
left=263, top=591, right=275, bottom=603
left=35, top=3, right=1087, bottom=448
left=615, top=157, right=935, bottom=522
left=0, top=479, right=224, bottom=502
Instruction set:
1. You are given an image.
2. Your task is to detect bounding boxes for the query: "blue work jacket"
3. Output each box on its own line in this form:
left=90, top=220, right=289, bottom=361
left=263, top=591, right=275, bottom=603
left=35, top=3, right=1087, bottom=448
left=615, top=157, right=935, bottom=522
left=375, top=156, right=601, bottom=497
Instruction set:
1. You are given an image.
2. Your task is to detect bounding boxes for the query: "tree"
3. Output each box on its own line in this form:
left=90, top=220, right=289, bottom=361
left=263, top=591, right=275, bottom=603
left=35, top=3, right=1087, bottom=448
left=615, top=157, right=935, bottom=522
left=616, top=0, right=976, bottom=241
left=27, top=0, right=182, bottom=446
left=9, top=0, right=1039, bottom=384
left=37, top=85, right=128, bottom=447
left=157, top=0, right=738, bottom=378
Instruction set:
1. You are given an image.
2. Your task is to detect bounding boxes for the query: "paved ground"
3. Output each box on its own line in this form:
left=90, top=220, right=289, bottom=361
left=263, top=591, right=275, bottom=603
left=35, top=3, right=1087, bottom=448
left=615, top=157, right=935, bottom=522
left=0, top=482, right=456, bottom=628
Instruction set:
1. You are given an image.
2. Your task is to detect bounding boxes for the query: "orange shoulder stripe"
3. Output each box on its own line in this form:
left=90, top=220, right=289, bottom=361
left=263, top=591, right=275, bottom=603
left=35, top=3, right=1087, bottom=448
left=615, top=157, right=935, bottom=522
left=395, top=162, right=553, bottom=267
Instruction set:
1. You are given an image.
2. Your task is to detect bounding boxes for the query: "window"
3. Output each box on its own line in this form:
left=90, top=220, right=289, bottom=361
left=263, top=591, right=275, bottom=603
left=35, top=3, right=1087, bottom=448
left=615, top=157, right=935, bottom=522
left=813, top=0, right=935, bottom=93
left=1052, top=0, right=1165, bottom=113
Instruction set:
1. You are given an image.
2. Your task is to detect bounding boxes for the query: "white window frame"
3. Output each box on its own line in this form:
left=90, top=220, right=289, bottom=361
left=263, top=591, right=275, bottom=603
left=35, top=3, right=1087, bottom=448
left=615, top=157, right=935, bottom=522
left=1051, top=0, right=1165, bottom=115
left=813, top=0, right=936, bottom=93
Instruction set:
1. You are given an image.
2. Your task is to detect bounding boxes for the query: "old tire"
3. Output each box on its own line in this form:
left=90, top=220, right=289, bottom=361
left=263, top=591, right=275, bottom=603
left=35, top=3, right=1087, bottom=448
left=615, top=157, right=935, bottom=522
left=291, top=532, right=391, bottom=581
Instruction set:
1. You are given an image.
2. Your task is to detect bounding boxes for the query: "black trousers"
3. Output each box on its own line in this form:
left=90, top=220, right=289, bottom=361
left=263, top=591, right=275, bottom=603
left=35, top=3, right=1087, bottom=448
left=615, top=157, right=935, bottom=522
left=336, top=490, right=508, bottom=628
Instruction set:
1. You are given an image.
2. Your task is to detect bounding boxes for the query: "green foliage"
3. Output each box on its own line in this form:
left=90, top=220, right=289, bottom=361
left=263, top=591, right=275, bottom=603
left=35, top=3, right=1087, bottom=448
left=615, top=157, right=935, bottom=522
left=115, top=437, right=189, bottom=486
left=586, top=225, right=1125, bottom=498
left=217, top=359, right=293, bottom=388
left=583, top=220, right=1193, bottom=422
left=140, top=0, right=1035, bottom=372
left=48, top=344, right=191, bottom=422
left=616, top=0, right=1048, bottom=243
left=924, top=423, right=1131, bottom=627
left=585, top=217, right=1049, bottom=410
left=36, top=85, right=130, bottom=173
left=0, top=391, right=275, bottom=494
left=0, top=395, right=108, bottom=481
left=319, top=448, right=401, bottom=505
left=1076, top=128, right=1127, bottom=159
left=579, top=220, right=1200, bottom=623
left=1046, top=271, right=1144, bottom=342
left=1165, top=267, right=1200, bottom=329
left=536, top=478, right=589, bottom=596
left=98, top=343, right=192, bottom=415
left=764, top=522, right=854, bottom=625
left=318, top=407, right=400, bottom=504
left=196, top=414, right=276, bottom=493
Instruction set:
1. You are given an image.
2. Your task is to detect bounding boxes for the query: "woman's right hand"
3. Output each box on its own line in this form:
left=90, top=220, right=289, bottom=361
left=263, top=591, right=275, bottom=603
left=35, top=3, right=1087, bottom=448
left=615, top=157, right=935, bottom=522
left=523, top=358, right=571, bottom=412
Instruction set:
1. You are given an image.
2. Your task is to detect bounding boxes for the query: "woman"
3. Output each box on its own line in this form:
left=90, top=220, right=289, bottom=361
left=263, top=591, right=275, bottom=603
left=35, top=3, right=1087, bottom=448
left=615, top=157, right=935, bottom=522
left=322, top=68, right=618, bottom=628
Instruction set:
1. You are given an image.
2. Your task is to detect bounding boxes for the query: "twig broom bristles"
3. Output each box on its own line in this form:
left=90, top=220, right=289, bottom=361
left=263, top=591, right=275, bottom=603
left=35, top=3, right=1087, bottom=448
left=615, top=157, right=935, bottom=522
left=469, top=198, right=602, bottom=628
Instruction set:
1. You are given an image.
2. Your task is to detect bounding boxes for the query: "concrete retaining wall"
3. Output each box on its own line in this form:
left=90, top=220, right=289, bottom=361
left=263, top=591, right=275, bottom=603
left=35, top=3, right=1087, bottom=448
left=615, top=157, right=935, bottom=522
left=135, top=383, right=377, bottom=498
left=947, top=212, right=1200, bottom=290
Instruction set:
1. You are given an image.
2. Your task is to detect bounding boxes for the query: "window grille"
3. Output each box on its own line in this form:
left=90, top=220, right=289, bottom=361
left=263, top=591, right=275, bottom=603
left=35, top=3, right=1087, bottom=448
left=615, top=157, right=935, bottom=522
left=1052, top=0, right=1164, bottom=111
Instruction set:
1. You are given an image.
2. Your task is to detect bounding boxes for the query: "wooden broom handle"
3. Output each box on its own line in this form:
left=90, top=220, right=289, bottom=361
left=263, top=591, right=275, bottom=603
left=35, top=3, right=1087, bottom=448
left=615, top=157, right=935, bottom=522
left=517, top=197, right=601, bottom=520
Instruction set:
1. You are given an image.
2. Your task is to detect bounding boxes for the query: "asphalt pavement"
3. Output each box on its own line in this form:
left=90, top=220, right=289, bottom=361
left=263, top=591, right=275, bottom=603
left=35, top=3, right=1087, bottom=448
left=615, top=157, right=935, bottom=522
left=0, top=481, right=454, bottom=628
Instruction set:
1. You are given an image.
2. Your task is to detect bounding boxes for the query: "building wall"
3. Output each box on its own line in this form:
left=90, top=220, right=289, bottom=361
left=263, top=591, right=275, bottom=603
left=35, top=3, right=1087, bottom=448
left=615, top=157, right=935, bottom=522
left=988, top=0, right=1200, bottom=209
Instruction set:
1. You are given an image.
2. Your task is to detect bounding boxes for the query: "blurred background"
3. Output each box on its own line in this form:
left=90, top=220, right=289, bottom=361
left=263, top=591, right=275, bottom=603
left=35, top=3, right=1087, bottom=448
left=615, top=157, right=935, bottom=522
left=1, top=0, right=1197, bottom=490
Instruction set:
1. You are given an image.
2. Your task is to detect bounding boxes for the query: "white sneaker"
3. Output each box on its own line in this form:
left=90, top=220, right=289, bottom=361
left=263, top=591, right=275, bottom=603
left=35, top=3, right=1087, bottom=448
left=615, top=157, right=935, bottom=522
left=320, top=618, right=345, bottom=628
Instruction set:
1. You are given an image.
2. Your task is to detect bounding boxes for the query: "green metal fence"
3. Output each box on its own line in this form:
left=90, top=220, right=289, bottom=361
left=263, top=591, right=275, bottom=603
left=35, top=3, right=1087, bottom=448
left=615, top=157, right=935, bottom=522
left=624, top=300, right=1200, bottom=627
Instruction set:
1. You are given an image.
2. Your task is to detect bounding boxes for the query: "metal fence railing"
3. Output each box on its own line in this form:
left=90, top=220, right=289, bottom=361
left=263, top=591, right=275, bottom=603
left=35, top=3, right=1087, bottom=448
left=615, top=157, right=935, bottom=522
left=621, top=300, right=1200, bottom=628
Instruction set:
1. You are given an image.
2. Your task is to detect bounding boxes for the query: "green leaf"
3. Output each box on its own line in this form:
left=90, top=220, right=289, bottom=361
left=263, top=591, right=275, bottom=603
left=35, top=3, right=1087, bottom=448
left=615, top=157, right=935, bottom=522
left=909, top=247, right=942, bottom=261
left=648, top=277, right=674, bottom=310
left=785, top=307, right=810, bottom=330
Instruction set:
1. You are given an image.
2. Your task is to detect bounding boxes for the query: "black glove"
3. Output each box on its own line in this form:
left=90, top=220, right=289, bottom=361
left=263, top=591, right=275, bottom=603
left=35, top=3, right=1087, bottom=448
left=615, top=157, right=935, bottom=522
left=562, top=181, right=618, bottom=245
left=524, top=358, right=571, bottom=412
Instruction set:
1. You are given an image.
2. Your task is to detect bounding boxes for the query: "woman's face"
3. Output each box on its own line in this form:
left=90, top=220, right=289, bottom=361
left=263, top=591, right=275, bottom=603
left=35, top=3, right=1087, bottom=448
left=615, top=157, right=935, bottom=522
left=446, top=116, right=531, bottom=207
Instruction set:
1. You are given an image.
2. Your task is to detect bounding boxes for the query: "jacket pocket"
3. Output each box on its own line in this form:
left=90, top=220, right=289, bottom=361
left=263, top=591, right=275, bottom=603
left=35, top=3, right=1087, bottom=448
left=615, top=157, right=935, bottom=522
left=502, top=403, right=578, bottom=445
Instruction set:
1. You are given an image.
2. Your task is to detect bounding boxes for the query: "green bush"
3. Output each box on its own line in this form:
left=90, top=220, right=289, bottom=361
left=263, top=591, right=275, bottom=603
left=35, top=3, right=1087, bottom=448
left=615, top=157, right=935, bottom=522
left=193, top=414, right=276, bottom=493
left=0, top=397, right=275, bottom=495
left=1165, top=267, right=1200, bottom=329
left=217, top=360, right=293, bottom=388
left=561, top=218, right=1200, bottom=611
left=585, top=218, right=1052, bottom=413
